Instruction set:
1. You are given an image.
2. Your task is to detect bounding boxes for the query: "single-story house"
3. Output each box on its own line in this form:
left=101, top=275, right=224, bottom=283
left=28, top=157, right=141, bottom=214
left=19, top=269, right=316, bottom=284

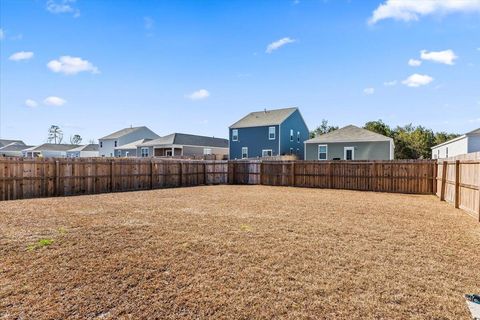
left=137, top=133, right=229, bottom=158
left=98, top=126, right=159, bottom=157
left=0, top=139, right=25, bottom=148
left=66, top=144, right=100, bottom=158
left=229, top=107, right=309, bottom=159
left=113, top=139, right=153, bottom=157
left=0, top=142, right=33, bottom=157
left=22, top=143, right=79, bottom=158
left=304, top=125, right=394, bottom=160
left=431, top=128, right=480, bottom=159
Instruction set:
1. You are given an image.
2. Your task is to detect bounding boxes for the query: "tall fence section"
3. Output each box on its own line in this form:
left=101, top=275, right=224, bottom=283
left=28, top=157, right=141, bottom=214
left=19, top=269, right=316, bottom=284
left=436, top=152, right=480, bottom=221
left=1, top=158, right=436, bottom=201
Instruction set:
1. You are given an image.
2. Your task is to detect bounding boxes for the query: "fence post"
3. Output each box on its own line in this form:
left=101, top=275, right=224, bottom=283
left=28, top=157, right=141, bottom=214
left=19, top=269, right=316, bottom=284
left=440, top=161, right=447, bottom=201
left=203, top=162, right=207, bottom=185
left=55, top=160, right=60, bottom=196
left=259, top=161, right=263, bottom=185
left=179, top=161, right=183, bottom=187
left=432, top=161, right=438, bottom=195
left=454, top=160, right=460, bottom=208
left=291, top=161, right=295, bottom=187
left=110, top=160, right=115, bottom=192
left=150, top=160, right=154, bottom=190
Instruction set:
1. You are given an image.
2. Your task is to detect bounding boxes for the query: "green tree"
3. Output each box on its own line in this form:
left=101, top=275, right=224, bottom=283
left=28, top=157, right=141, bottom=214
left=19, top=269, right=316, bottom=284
left=364, top=120, right=392, bottom=137
left=310, top=119, right=338, bottom=138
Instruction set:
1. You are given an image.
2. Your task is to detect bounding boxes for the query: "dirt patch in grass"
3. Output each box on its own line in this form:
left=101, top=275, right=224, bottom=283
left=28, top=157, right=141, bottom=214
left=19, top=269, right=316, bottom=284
left=1, top=185, right=479, bottom=319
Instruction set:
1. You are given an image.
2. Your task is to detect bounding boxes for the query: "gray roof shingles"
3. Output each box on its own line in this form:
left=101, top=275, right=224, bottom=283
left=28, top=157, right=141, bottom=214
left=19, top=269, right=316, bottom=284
left=305, top=125, right=392, bottom=144
left=0, top=139, right=24, bottom=148
left=99, top=126, right=157, bottom=140
left=139, top=133, right=228, bottom=148
left=229, top=107, right=298, bottom=129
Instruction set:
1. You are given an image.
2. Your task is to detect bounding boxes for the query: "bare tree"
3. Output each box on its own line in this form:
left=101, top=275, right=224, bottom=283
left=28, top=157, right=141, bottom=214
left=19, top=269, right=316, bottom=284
left=47, top=125, right=63, bottom=144
left=70, top=134, right=82, bottom=145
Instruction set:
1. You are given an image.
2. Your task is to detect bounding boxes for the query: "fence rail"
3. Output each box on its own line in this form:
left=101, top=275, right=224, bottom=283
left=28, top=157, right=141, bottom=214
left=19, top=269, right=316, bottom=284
left=0, top=158, right=436, bottom=201
left=436, top=152, right=480, bottom=222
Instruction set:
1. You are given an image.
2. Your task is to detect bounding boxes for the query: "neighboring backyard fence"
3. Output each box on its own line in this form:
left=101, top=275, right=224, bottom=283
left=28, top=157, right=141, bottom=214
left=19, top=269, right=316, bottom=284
left=0, top=158, right=436, bottom=201
left=436, top=152, right=480, bottom=221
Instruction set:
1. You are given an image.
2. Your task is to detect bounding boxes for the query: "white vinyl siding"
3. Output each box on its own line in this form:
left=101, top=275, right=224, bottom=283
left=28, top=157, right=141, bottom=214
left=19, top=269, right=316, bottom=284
left=318, top=145, right=328, bottom=160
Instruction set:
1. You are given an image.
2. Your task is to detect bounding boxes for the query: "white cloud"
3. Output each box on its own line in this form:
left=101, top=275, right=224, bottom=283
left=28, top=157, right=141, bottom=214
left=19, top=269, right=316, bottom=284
left=402, top=73, right=434, bottom=87
left=363, top=87, right=375, bottom=95
left=9, top=51, right=34, bottom=61
left=369, top=0, right=480, bottom=24
left=46, top=0, right=80, bottom=17
left=383, top=80, right=397, bottom=86
left=0, top=29, right=4, bottom=40
left=25, top=99, right=38, bottom=108
left=408, top=58, right=422, bottom=67
left=266, top=37, right=296, bottom=54
left=420, top=49, right=457, bottom=65
left=44, top=96, right=67, bottom=106
left=186, top=89, right=210, bottom=101
left=47, top=56, right=99, bottom=75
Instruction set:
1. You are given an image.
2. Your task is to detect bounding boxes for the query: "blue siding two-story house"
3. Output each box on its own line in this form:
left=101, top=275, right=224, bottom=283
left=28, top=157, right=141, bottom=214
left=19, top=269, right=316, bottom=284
left=229, top=107, right=309, bottom=159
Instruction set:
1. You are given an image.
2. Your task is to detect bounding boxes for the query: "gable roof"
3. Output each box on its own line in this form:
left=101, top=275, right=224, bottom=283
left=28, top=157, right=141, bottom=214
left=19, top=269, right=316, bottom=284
left=139, top=133, right=228, bottom=148
left=305, top=125, right=393, bottom=144
left=229, top=107, right=298, bottom=129
left=431, top=127, right=479, bottom=149
left=0, top=139, right=24, bottom=148
left=114, top=139, right=152, bottom=150
left=23, top=143, right=79, bottom=152
left=0, top=142, right=33, bottom=152
left=99, top=126, right=157, bottom=140
left=67, top=144, right=99, bottom=152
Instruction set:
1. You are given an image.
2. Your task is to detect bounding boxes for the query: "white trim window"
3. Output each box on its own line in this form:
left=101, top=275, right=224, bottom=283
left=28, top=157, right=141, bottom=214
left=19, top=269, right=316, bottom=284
left=268, top=126, right=276, bottom=140
left=297, top=131, right=300, bottom=143
left=318, top=145, right=328, bottom=160
left=141, top=147, right=149, bottom=158
left=290, top=129, right=294, bottom=142
left=262, top=149, right=273, bottom=157
left=344, top=147, right=354, bottom=160
left=241, top=147, right=248, bottom=159
left=114, top=140, right=118, bottom=147
left=100, top=141, right=103, bottom=148
left=232, top=129, right=239, bottom=141
left=203, top=148, right=212, bottom=155
left=289, top=147, right=294, bottom=154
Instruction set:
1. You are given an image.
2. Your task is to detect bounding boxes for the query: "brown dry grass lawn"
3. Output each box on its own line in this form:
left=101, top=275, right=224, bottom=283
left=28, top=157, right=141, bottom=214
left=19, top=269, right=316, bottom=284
left=1, top=186, right=479, bottom=319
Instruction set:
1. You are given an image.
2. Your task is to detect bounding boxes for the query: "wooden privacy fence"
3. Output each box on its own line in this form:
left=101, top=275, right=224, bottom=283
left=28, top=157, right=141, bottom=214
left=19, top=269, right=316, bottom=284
left=436, top=152, right=480, bottom=222
left=0, top=158, right=436, bottom=201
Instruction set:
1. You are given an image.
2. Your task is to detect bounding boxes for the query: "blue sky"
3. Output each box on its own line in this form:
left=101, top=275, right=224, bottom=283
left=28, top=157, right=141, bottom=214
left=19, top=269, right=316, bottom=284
left=1, top=0, right=479, bottom=144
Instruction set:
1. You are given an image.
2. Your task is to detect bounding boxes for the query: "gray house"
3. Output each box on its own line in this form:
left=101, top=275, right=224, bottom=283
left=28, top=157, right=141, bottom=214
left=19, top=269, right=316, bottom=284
left=431, top=128, right=480, bottom=159
left=98, top=126, right=159, bottom=157
left=66, top=144, right=99, bottom=158
left=229, top=107, right=309, bottom=159
left=137, top=133, right=228, bottom=158
left=0, top=142, right=32, bottom=157
left=304, top=125, right=394, bottom=160
left=114, top=139, right=153, bottom=157
left=22, top=144, right=79, bottom=158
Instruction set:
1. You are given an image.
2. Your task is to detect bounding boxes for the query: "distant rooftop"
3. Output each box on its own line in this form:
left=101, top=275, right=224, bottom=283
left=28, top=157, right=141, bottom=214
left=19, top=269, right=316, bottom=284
left=99, top=126, right=157, bottom=140
left=67, top=144, right=99, bottom=152
left=114, top=139, right=153, bottom=150
left=139, top=133, right=228, bottom=148
left=305, top=125, right=392, bottom=144
left=0, top=139, right=25, bottom=148
left=229, top=107, right=298, bottom=129
left=23, top=143, right=79, bottom=152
